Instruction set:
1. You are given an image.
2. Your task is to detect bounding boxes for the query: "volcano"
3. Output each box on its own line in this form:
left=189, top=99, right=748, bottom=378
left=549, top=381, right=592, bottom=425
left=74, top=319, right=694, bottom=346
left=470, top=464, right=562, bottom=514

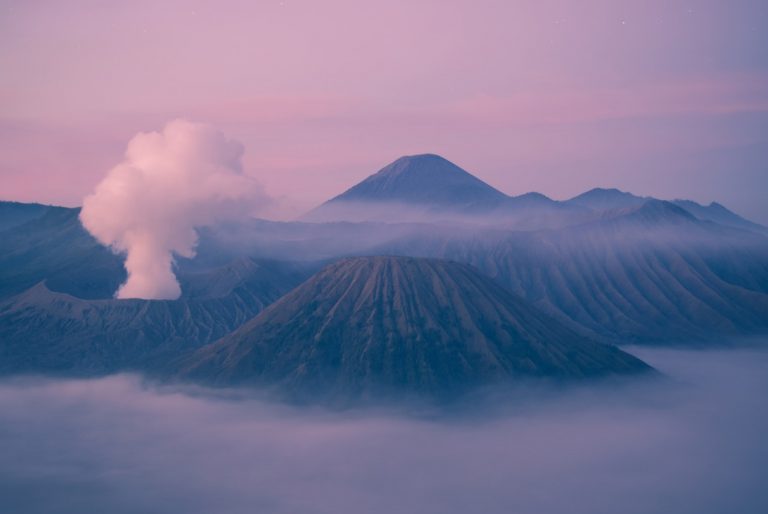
left=181, top=256, right=651, bottom=402
left=310, top=154, right=508, bottom=213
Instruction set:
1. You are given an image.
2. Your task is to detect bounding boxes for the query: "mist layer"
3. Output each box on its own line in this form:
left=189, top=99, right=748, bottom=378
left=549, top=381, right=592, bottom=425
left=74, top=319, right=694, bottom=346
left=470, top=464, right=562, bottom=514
left=0, top=346, right=766, bottom=514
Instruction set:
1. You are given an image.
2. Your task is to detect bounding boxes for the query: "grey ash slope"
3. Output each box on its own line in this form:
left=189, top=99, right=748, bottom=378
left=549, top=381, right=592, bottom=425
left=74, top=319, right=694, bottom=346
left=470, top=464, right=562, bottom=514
left=181, top=256, right=651, bottom=402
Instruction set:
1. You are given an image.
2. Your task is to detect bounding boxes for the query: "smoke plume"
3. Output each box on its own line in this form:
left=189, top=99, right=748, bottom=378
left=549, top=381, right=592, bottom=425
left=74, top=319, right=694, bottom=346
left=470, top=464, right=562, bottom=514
left=80, top=120, right=265, bottom=299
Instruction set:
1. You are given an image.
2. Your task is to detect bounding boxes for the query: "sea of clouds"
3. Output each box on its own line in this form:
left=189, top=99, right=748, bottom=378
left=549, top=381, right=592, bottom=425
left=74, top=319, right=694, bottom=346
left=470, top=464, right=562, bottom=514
left=1, top=345, right=766, bottom=514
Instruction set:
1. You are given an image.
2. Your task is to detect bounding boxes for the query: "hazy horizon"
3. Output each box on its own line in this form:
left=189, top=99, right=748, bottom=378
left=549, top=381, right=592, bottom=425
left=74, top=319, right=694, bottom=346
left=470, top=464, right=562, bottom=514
left=2, top=150, right=763, bottom=223
left=2, top=0, right=767, bottom=223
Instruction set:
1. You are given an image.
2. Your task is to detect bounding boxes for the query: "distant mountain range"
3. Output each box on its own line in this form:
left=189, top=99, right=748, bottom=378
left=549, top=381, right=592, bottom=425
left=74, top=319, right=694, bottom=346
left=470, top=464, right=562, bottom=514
left=304, top=154, right=765, bottom=231
left=180, top=256, right=650, bottom=403
left=1, top=153, right=767, bottom=403
left=304, top=154, right=586, bottom=226
left=567, top=187, right=764, bottom=231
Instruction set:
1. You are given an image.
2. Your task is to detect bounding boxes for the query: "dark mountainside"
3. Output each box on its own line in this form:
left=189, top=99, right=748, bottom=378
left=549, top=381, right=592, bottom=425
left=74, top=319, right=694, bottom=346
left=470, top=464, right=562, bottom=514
left=0, top=258, right=314, bottom=374
left=0, top=203, right=319, bottom=375
left=0, top=201, right=51, bottom=231
left=375, top=200, right=768, bottom=343
left=180, top=256, right=651, bottom=403
left=296, top=156, right=768, bottom=344
left=0, top=205, right=126, bottom=300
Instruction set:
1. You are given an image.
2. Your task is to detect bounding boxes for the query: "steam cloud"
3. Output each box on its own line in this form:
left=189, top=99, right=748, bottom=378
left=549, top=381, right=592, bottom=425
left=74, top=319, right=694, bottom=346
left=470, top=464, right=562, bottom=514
left=80, top=120, right=265, bottom=299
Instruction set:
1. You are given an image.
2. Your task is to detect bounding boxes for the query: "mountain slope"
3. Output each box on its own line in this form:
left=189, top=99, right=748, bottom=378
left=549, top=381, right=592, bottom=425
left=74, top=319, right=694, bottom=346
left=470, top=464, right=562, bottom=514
left=671, top=199, right=766, bottom=232
left=0, top=206, right=125, bottom=300
left=318, top=154, right=507, bottom=207
left=181, top=256, right=651, bottom=402
left=0, top=201, right=51, bottom=232
left=0, top=259, right=314, bottom=375
left=375, top=201, right=768, bottom=343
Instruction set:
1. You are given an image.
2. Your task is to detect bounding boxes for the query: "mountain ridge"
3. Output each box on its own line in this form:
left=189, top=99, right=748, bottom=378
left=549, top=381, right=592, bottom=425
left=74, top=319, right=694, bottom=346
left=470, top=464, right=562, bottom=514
left=303, top=155, right=764, bottom=231
left=0, top=259, right=313, bottom=375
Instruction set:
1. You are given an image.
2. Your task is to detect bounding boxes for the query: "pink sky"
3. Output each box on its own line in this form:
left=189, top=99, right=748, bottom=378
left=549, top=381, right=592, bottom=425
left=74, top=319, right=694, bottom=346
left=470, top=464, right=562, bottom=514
left=1, top=0, right=767, bottom=222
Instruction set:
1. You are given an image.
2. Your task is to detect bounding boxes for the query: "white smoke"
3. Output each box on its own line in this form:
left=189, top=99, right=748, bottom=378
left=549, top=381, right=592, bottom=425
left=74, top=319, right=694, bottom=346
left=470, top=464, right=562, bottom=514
left=80, top=120, right=266, bottom=300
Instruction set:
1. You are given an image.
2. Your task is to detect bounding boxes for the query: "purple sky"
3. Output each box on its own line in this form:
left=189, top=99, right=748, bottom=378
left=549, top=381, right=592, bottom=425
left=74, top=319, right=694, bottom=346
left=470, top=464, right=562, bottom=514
left=1, top=0, right=767, bottom=222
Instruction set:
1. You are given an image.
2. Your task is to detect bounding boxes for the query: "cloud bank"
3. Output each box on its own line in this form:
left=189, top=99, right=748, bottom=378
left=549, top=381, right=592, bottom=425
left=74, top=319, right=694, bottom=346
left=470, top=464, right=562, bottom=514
left=0, top=347, right=766, bottom=514
left=80, top=120, right=266, bottom=299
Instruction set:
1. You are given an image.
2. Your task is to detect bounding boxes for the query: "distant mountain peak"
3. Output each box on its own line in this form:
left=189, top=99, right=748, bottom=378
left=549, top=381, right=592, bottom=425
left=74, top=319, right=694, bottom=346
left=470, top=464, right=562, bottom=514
left=619, top=199, right=698, bottom=225
left=302, top=154, right=511, bottom=222
left=303, top=155, right=601, bottom=226
left=670, top=199, right=765, bottom=232
left=587, top=187, right=627, bottom=194
left=329, top=154, right=508, bottom=205
left=371, top=153, right=467, bottom=171
left=514, top=192, right=551, bottom=201
left=567, top=188, right=646, bottom=211
left=509, top=191, right=559, bottom=206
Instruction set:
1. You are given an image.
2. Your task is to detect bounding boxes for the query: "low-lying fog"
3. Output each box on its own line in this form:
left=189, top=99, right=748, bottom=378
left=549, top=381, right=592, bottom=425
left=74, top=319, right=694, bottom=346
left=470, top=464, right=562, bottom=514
left=1, top=345, right=767, bottom=514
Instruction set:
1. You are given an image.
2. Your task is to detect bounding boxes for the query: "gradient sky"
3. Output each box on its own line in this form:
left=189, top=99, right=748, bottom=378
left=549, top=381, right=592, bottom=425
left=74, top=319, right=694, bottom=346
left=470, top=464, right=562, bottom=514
left=1, top=0, right=767, bottom=222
